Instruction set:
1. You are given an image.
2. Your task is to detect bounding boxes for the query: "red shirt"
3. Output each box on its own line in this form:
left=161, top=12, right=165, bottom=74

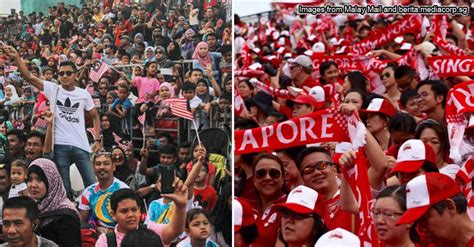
left=324, top=191, right=360, bottom=234
left=250, top=195, right=286, bottom=247
left=194, top=185, right=218, bottom=212
left=299, top=76, right=321, bottom=90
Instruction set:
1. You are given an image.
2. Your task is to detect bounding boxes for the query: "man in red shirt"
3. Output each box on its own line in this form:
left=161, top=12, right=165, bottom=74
left=288, top=55, right=320, bottom=90
left=396, top=173, right=474, bottom=247
left=298, top=146, right=360, bottom=233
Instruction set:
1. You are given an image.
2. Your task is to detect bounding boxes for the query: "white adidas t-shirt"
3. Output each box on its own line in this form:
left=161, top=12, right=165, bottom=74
left=43, top=80, right=94, bottom=152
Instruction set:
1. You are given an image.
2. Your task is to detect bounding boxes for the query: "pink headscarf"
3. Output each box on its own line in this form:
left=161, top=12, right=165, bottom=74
left=160, top=82, right=176, bottom=99
left=192, top=42, right=212, bottom=68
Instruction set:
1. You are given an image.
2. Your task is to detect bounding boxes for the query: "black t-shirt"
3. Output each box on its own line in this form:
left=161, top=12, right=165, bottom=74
left=59, top=21, right=73, bottom=39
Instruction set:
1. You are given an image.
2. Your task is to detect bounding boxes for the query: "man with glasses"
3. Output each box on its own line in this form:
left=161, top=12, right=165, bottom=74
left=2, top=44, right=102, bottom=200
left=78, top=151, right=129, bottom=234
left=288, top=55, right=320, bottom=90
left=396, top=173, right=474, bottom=247
left=297, top=146, right=360, bottom=233
left=415, top=80, right=448, bottom=125
left=24, top=131, right=48, bottom=164
left=394, top=65, right=418, bottom=92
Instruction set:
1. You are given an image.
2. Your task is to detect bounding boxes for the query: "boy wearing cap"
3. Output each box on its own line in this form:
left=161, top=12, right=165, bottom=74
left=396, top=173, right=474, bottom=247
left=288, top=55, right=320, bottom=90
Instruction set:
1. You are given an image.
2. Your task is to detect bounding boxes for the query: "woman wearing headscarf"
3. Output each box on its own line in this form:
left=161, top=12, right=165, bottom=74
left=155, top=82, right=178, bottom=137
left=27, top=158, right=81, bottom=247
left=154, top=45, right=173, bottom=69
left=1, top=85, right=21, bottom=106
left=167, top=41, right=182, bottom=61
left=144, top=46, right=156, bottom=63
left=192, top=42, right=221, bottom=82
left=180, top=28, right=196, bottom=59
left=133, top=33, right=148, bottom=48
left=111, top=146, right=137, bottom=190
left=100, top=112, right=121, bottom=151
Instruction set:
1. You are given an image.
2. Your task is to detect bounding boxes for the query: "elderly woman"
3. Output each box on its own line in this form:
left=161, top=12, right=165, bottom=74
left=27, top=158, right=81, bottom=246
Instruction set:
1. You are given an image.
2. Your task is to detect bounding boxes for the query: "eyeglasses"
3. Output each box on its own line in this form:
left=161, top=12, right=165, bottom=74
left=415, top=91, right=431, bottom=100
left=370, top=209, right=404, bottom=219
left=301, top=161, right=333, bottom=175
left=380, top=72, right=391, bottom=79
left=254, top=168, right=281, bottom=180
left=280, top=208, right=314, bottom=220
left=58, top=71, right=74, bottom=77
left=156, top=51, right=163, bottom=54
left=26, top=143, right=41, bottom=147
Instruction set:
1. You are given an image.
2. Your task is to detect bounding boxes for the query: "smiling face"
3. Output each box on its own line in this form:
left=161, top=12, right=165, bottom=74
left=93, top=155, right=115, bottom=181
left=253, top=158, right=284, bottom=199
left=198, top=45, right=208, bottom=57
left=300, top=152, right=337, bottom=194
left=322, top=64, right=339, bottom=84
left=417, top=84, right=441, bottom=113
left=25, top=136, right=43, bottom=161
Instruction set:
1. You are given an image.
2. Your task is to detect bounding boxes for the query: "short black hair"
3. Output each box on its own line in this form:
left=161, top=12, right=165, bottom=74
left=27, top=131, right=45, bottom=145
left=159, top=144, right=177, bottom=157
left=400, top=89, right=418, bottom=108
left=182, top=82, right=196, bottom=92
left=7, top=129, right=27, bottom=143
left=122, top=228, right=164, bottom=247
left=297, top=146, right=331, bottom=170
left=185, top=208, right=210, bottom=228
left=416, top=80, right=448, bottom=108
left=178, top=141, right=192, bottom=149
left=110, top=188, right=141, bottom=212
left=432, top=192, right=467, bottom=214
left=3, top=196, right=39, bottom=222
left=191, top=68, right=203, bottom=75
left=58, top=60, right=77, bottom=72
left=388, top=112, right=416, bottom=134
left=394, top=65, right=415, bottom=80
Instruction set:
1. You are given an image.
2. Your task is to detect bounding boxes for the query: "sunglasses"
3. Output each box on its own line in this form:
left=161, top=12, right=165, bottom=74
left=58, top=71, right=74, bottom=77
left=280, top=208, right=314, bottom=220
left=301, top=161, right=333, bottom=175
left=156, top=51, right=163, bottom=54
left=255, top=168, right=281, bottom=180
left=380, top=72, right=391, bottom=79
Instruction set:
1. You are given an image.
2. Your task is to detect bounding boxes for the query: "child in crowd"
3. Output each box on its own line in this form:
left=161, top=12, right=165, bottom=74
left=8, top=159, right=27, bottom=198
left=399, top=89, right=423, bottom=122
left=176, top=208, right=219, bottom=247
left=192, top=163, right=217, bottom=212
left=109, top=85, right=132, bottom=134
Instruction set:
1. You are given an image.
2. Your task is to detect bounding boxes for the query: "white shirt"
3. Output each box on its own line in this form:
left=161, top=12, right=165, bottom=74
left=43, top=80, right=95, bottom=152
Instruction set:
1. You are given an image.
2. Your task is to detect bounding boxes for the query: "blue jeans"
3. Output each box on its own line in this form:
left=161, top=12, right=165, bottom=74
left=54, top=145, right=96, bottom=199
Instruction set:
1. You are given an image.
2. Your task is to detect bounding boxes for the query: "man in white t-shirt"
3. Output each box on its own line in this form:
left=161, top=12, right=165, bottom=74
left=2, top=45, right=102, bottom=199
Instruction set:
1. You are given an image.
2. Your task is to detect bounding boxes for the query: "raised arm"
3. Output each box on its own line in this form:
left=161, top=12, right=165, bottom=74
left=184, top=146, right=206, bottom=200
left=1, top=45, right=44, bottom=90
left=161, top=178, right=187, bottom=244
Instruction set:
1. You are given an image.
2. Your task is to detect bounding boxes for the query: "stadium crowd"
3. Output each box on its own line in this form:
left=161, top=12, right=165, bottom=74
left=0, top=0, right=232, bottom=246
left=234, top=0, right=474, bottom=246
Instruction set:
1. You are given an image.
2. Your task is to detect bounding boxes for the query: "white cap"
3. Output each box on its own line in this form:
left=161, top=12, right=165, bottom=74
left=400, top=43, right=412, bottom=50
left=288, top=55, right=313, bottom=69
left=308, top=86, right=325, bottom=103
left=314, top=228, right=360, bottom=247
left=312, top=42, right=325, bottom=53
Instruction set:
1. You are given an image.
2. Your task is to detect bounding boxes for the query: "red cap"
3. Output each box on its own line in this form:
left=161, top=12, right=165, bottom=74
left=396, top=173, right=460, bottom=225
left=359, top=98, right=397, bottom=118
left=286, top=94, right=320, bottom=110
left=392, top=139, right=436, bottom=174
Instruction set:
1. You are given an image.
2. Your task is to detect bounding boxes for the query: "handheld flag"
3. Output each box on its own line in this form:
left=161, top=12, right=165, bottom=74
left=89, top=60, right=109, bottom=82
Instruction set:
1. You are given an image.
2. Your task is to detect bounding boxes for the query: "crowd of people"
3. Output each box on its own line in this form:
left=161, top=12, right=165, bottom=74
left=234, top=0, right=474, bottom=246
left=0, top=0, right=232, bottom=246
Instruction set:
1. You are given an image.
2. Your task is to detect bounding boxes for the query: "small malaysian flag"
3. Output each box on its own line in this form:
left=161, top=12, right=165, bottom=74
left=89, top=60, right=109, bottom=82
left=165, top=98, right=194, bottom=120
left=86, top=85, right=95, bottom=96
